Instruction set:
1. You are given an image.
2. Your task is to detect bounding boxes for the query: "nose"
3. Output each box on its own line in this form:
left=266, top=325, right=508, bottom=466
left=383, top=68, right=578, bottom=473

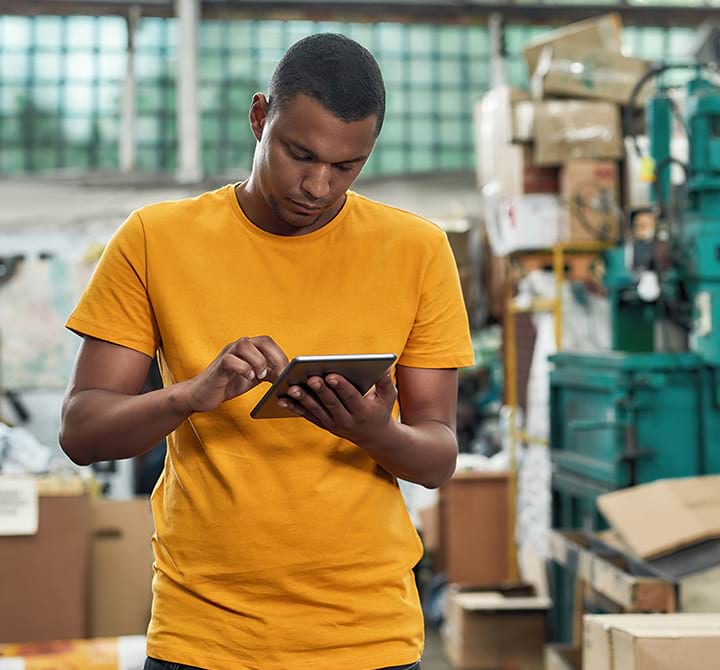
left=301, top=164, right=331, bottom=201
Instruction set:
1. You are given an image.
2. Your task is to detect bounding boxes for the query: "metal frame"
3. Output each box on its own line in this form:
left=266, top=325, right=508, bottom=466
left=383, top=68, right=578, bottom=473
left=2, top=1, right=720, bottom=26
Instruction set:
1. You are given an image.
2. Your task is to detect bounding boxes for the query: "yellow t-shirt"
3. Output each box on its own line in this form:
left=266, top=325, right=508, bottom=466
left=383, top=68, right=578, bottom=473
left=66, top=185, right=474, bottom=670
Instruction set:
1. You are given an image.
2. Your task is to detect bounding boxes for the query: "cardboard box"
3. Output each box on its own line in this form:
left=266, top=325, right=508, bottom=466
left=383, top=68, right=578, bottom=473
left=0, top=478, right=89, bottom=643
left=583, top=614, right=720, bottom=670
left=523, top=13, right=623, bottom=76
left=483, top=184, right=562, bottom=255
left=440, top=472, right=512, bottom=585
left=474, top=87, right=560, bottom=196
left=0, top=635, right=146, bottom=670
left=443, top=586, right=549, bottom=669
left=89, top=498, right=155, bottom=638
left=533, top=101, right=623, bottom=166
left=532, top=45, right=652, bottom=106
left=597, top=476, right=720, bottom=560
left=561, top=160, right=621, bottom=243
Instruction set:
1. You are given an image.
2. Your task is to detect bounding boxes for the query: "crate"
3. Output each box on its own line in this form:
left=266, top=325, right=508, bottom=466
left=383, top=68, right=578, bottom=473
left=548, top=528, right=677, bottom=645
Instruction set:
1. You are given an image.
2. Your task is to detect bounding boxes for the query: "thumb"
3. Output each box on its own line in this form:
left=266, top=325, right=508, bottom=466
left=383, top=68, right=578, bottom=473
left=374, top=372, right=396, bottom=399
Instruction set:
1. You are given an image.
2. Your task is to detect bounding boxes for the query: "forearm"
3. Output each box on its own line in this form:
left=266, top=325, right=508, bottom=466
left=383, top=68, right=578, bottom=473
left=60, top=382, right=193, bottom=466
left=357, top=419, right=458, bottom=489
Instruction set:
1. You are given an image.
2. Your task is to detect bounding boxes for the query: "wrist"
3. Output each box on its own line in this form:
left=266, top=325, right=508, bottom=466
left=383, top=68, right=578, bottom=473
left=356, top=416, right=402, bottom=454
left=168, top=379, right=196, bottom=418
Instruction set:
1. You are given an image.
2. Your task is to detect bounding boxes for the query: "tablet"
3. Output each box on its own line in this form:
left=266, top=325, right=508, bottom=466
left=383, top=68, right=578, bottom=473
left=250, top=353, right=397, bottom=419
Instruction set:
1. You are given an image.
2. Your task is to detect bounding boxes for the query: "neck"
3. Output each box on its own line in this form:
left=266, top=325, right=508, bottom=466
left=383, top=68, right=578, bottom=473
left=234, top=178, right=345, bottom=237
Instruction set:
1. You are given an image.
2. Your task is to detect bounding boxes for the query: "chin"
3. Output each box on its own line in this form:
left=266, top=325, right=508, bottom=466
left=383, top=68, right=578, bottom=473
left=277, top=206, right=325, bottom=229
left=279, top=213, right=315, bottom=228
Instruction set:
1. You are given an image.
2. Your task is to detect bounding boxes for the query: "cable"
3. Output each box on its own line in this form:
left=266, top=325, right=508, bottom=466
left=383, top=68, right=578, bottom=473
left=623, top=62, right=701, bottom=158
left=651, top=156, right=690, bottom=227
left=563, top=180, right=626, bottom=242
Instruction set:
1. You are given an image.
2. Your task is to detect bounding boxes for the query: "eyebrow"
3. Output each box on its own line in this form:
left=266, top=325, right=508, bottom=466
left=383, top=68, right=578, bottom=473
left=289, top=141, right=368, bottom=165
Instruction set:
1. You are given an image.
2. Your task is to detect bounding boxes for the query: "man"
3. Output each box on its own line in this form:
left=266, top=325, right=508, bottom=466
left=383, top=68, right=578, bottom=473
left=61, top=33, right=473, bottom=670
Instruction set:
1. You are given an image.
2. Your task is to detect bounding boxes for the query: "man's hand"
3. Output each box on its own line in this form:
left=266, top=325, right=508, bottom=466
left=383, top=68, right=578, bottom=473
left=183, top=336, right=288, bottom=413
left=279, top=372, right=397, bottom=443
left=277, top=365, right=460, bottom=488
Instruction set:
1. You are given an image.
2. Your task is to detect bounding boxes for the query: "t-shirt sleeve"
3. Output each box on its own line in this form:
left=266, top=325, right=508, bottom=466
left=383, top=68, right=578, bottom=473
left=398, top=233, right=475, bottom=369
left=65, top=211, right=161, bottom=357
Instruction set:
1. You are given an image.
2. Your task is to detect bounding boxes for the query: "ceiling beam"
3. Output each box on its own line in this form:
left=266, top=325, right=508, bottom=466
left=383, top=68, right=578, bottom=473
left=0, top=0, right=717, bottom=27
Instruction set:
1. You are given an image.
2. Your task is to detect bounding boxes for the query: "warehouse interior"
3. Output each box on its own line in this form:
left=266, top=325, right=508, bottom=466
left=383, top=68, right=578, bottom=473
left=3, top=1, right=720, bottom=668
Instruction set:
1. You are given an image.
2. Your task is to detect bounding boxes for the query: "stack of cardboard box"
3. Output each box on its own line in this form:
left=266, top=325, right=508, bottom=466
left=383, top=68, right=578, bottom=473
left=583, top=614, right=720, bottom=670
left=437, top=472, right=551, bottom=670
left=546, top=476, right=720, bottom=669
left=476, top=14, right=647, bottom=255
left=0, top=475, right=155, bottom=646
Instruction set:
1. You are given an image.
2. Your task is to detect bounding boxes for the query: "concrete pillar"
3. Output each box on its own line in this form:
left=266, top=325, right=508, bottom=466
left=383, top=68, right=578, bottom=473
left=119, top=5, right=141, bottom=173
left=175, top=0, right=203, bottom=184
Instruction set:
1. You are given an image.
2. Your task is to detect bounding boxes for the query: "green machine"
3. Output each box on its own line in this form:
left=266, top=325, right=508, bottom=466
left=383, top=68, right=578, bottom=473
left=551, top=64, right=720, bottom=527
left=549, top=63, right=720, bottom=639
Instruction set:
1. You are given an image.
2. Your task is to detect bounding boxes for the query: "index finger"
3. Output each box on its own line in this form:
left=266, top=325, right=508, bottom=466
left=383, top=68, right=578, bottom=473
left=249, top=335, right=289, bottom=382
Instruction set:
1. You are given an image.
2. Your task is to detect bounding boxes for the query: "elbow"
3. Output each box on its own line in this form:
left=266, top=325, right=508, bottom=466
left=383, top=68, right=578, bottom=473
left=58, top=425, right=94, bottom=467
left=421, top=469, right=454, bottom=490
left=421, top=451, right=457, bottom=490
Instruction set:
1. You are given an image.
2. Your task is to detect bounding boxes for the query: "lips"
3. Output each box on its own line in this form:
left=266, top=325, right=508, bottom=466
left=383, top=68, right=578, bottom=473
left=288, top=199, right=323, bottom=213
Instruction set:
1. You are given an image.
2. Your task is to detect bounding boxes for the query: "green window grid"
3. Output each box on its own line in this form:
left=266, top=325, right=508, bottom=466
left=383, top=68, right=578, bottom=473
left=0, top=15, right=126, bottom=173
left=0, top=14, right=710, bottom=177
left=135, top=17, right=177, bottom=171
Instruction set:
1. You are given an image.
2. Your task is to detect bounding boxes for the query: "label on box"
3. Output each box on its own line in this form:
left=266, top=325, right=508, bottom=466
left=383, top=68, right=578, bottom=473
left=0, top=477, right=38, bottom=536
left=0, top=658, right=25, bottom=669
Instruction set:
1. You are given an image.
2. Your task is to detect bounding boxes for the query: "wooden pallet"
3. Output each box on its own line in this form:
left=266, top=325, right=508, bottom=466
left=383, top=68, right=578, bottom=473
left=548, top=529, right=678, bottom=668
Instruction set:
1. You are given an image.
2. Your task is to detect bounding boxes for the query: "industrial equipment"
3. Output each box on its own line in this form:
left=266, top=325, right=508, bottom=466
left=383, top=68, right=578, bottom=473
left=550, top=62, right=720, bottom=532
left=549, top=58, right=720, bottom=642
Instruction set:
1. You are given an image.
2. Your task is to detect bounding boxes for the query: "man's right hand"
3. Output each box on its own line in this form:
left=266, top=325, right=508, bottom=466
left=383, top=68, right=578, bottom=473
left=60, top=335, right=288, bottom=466
left=182, top=336, right=289, bottom=413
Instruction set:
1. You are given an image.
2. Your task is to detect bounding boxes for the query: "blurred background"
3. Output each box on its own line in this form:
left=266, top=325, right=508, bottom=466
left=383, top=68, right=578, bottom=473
left=3, top=2, right=720, bottom=669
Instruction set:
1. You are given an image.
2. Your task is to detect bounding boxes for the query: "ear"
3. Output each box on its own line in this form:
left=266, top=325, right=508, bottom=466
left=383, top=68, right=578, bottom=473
left=249, top=93, right=270, bottom=142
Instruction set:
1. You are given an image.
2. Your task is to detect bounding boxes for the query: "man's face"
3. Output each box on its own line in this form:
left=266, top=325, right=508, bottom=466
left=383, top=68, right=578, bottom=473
left=250, top=93, right=378, bottom=235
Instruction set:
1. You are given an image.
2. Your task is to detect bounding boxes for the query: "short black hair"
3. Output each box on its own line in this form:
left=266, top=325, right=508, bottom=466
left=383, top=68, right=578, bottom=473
left=267, top=33, right=386, bottom=135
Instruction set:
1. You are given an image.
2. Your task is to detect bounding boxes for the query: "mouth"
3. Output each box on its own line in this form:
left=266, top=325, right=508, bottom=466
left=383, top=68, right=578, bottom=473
left=288, top=199, right=324, bottom=215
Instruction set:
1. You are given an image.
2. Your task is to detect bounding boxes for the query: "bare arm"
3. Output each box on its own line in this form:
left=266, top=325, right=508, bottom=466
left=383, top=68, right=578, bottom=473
left=280, top=365, right=459, bottom=488
left=60, top=336, right=288, bottom=466
left=362, top=366, right=458, bottom=488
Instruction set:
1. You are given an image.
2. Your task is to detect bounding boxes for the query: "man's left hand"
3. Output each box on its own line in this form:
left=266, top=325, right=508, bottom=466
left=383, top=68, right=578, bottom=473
left=279, top=372, right=397, bottom=443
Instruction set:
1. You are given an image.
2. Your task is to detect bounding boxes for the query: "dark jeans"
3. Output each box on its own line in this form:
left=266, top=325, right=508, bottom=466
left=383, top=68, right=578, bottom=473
left=144, top=657, right=421, bottom=670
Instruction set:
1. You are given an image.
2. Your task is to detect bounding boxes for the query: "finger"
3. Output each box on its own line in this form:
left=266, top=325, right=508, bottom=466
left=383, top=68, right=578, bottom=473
left=278, top=397, right=324, bottom=428
left=226, top=337, right=271, bottom=379
left=219, top=352, right=258, bottom=383
left=307, top=376, right=352, bottom=420
left=373, top=372, right=398, bottom=401
left=250, top=336, right=289, bottom=382
left=324, top=374, right=365, bottom=413
left=286, top=384, right=333, bottom=424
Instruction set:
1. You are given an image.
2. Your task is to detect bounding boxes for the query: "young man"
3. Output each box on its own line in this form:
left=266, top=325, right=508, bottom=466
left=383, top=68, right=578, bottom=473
left=61, top=33, right=473, bottom=670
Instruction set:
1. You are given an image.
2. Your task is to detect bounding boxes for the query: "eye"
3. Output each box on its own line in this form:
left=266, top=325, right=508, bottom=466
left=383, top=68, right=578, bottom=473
left=288, top=148, right=312, bottom=161
left=334, top=164, right=353, bottom=172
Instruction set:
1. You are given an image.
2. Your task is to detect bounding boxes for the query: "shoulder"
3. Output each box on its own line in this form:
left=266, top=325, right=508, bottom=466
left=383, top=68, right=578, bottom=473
left=347, top=191, right=448, bottom=251
left=132, top=185, right=231, bottom=235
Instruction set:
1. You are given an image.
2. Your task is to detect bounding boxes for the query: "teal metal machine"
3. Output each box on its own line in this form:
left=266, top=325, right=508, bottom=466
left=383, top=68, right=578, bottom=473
left=549, top=63, right=720, bottom=641
left=550, top=65, right=720, bottom=531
